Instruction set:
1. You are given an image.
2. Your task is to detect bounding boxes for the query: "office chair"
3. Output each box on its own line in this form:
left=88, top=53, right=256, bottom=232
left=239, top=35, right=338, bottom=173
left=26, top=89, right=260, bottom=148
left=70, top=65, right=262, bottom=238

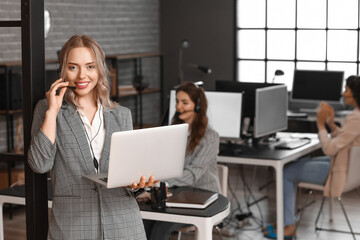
left=176, top=164, right=229, bottom=240
left=297, top=147, right=360, bottom=240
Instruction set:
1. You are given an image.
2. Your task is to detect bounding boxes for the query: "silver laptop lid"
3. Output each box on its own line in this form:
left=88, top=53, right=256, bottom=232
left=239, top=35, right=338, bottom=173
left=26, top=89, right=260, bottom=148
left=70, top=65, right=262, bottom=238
left=106, top=123, right=189, bottom=188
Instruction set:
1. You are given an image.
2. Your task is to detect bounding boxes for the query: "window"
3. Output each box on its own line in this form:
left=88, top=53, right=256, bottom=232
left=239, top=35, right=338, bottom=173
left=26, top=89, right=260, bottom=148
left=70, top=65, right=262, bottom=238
left=237, top=0, right=359, bottom=90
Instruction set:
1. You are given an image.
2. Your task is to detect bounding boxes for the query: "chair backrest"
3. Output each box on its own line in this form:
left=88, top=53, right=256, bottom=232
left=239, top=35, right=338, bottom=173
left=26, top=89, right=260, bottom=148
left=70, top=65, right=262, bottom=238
left=343, top=146, right=360, bottom=193
left=217, top=164, right=228, bottom=197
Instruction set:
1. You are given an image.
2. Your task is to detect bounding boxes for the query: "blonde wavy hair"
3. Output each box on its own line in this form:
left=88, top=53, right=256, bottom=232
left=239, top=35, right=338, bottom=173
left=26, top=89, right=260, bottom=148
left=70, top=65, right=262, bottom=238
left=58, top=35, right=116, bottom=109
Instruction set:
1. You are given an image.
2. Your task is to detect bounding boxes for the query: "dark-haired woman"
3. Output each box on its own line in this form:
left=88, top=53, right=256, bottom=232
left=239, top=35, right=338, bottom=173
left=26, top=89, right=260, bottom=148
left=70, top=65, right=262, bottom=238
left=144, top=81, right=221, bottom=240
left=264, top=75, right=360, bottom=239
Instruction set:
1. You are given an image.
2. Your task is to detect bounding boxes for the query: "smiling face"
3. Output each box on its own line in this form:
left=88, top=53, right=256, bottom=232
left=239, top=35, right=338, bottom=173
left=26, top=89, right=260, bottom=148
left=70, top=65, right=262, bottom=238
left=175, top=90, right=196, bottom=125
left=66, top=47, right=99, bottom=100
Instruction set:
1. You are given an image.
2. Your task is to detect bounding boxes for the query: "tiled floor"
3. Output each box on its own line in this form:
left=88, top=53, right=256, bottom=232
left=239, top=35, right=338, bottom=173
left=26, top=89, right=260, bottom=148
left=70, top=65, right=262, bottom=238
left=171, top=165, right=360, bottom=240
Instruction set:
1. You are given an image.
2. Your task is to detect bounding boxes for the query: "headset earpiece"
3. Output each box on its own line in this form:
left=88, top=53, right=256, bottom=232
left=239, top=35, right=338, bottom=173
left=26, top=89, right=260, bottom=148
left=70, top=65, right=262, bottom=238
left=194, top=96, right=200, bottom=113
left=193, top=83, right=201, bottom=113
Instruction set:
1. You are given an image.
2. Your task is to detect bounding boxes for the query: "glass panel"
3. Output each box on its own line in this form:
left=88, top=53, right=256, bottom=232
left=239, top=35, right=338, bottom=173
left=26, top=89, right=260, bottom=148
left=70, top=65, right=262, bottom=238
left=328, top=0, right=358, bottom=29
left=296, top=62, right=326, bottom=70
left=238, top=0, right=265, bottom=28
left=297, top=30, right=326, bottom=61
left=0, top=28, right=22, bottom=63
left=238, top=30, right=265, bottom=59
left=297, top=0, right=326, bottom=28
left=328, top=62, right=357, bottom=84
left=267, top=0, right=295, bottom=28
left=267, top=61, right=295, bottom=90
left=238, top=61, right=265, bottom=82
left=267, top=30, right=295, bottom=60
left=328, top=30, right=358, bottom=61
left=0, top=30, right=23, bottom=155
left=0, top=1, right=21, bottom=21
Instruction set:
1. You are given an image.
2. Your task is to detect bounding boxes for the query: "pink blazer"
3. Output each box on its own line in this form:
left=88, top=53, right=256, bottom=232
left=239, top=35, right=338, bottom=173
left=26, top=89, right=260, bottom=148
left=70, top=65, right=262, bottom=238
left=319, top=108, right=360, bottom=197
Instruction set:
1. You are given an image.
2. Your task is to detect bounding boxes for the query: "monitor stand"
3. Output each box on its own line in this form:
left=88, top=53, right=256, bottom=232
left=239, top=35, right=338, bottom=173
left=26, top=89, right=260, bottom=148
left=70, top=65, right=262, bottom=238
left=251, top=134, right=280, bottom=147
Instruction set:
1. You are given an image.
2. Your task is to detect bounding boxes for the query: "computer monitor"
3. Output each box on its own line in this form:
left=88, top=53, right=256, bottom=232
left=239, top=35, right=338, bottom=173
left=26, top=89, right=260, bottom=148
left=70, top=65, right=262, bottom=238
left=215, top=81, right=279, bottom=119
left=215, top=80, right=280, bottom=137
left=291, top=69, right=344, bottom=104
left=168, top=90, right=243, bottom=139
left=254, top=85, right=288, bottom=139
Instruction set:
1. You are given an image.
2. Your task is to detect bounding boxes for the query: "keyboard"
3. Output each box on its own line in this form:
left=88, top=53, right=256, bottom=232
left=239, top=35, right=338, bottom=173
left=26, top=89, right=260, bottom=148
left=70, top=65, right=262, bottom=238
left=335, top=110, right=352, bottom=117
left=274, top=138, right=311, bottom=150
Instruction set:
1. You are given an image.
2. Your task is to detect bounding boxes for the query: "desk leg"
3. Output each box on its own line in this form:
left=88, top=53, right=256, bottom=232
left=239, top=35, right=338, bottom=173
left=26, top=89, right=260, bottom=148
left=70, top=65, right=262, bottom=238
left=194, top=219, right=213, bottom=240
left=0, top=202, right=4, bottom=240
left=275, top=163, right=284, bottom=240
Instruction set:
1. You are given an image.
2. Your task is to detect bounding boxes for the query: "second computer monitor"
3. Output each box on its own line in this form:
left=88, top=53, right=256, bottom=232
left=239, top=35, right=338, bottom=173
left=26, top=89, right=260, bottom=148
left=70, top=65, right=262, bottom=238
left=254, top=85, right=288, bottom=139
left=291, top=69, right=344, bottom=103
left=168, top=90, right=243, bottom=139
left=215, top=81, right=279, bottom=119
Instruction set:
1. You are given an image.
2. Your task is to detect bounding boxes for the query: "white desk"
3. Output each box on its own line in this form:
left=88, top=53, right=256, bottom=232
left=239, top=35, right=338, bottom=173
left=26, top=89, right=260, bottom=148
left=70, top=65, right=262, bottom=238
left=0, top=186, right=230, bottom=240
left=218, top=132, right=321, bottom=240
left=141, top=206, right=230, bottom=240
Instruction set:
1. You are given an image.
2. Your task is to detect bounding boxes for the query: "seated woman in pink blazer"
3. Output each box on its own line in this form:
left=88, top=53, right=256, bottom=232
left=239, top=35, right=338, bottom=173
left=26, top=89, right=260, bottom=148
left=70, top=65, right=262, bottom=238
left=264, top=75, right=360, bottom=239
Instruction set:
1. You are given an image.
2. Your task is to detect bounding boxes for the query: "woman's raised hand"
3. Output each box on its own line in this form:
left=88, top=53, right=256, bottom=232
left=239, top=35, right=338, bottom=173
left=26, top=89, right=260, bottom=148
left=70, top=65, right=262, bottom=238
left=318, top=101, right=335, bottom=125
left=46, top=78, right=69, bottom=114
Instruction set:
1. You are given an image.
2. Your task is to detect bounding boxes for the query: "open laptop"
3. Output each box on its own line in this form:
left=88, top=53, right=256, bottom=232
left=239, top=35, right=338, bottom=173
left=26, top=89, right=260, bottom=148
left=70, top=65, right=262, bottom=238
left=84, top=123, right=188, bottom=188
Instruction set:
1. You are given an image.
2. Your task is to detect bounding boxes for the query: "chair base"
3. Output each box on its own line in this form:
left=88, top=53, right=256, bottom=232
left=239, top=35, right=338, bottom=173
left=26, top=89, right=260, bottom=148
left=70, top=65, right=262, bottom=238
left=315, top=196, right=357, bottom=240
left=316, top=227, right=360, bottom=236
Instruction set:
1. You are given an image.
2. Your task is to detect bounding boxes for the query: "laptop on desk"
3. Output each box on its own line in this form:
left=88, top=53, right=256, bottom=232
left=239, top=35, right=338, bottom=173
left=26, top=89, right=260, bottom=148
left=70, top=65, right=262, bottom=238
left=84, top=123, right=188, bottom=188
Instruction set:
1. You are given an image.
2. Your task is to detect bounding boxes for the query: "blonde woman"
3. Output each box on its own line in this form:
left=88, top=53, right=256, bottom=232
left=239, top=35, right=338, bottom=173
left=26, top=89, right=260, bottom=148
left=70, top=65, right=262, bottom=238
left=28, top=35, right=153, bottom=240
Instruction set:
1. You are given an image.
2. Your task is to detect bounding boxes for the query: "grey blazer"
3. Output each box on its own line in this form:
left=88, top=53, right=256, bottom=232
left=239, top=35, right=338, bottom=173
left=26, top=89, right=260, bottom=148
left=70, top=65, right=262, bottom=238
left=166, top=127, right=221, bottom=193
left=28, top=99, right=146, bottom=240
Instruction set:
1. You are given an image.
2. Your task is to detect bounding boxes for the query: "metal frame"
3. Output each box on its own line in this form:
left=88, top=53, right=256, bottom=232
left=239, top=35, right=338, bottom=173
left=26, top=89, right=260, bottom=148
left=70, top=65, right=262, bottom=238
left=315, top=196, right=360, bottom=240
left=236, top=0, right=360, bottom=83
left=21, top=0, right=49, bottom=239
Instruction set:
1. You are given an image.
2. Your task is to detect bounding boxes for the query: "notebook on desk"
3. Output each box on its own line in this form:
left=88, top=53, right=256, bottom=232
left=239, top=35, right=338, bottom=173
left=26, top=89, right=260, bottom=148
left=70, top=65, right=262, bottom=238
left=83, top=124, right=188, bottom=188
left=166, top=190, right=218, bottom=209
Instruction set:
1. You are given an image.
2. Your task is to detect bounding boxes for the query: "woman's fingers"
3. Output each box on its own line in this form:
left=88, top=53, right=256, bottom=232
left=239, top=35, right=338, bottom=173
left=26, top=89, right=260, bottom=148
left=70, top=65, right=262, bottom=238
left=138, top=176, right=146, bottom=188
left=129, top=176, right=156, bottom=190
left=57, top=83, right=68, bottom=98
left=145, top=176, right=155, bottom=187
left=51, top=81, right=69, bottom=95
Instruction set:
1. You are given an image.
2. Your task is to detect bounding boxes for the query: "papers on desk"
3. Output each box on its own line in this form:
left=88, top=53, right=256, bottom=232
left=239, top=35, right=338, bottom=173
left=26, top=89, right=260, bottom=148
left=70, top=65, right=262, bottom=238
left=287, top=111, right=308, bottom=118
left=166, top=190, right=218, bottom=209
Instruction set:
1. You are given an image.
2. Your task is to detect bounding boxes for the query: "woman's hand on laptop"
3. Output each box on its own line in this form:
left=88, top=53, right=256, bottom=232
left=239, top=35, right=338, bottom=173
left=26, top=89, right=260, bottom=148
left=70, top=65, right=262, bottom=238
left=128, top=176, right=157, bottom=190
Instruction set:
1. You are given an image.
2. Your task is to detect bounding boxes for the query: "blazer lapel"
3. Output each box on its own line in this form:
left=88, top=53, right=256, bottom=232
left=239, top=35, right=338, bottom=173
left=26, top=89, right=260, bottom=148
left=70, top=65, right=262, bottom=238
left=99, top=109, right=121, bottom=172
left=62, top=104, right=96, bottom=174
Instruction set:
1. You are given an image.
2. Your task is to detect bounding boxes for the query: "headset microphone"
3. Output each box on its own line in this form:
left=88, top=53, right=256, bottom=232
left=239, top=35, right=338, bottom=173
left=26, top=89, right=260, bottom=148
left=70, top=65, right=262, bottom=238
left=175, top=110, right=194, bottom=117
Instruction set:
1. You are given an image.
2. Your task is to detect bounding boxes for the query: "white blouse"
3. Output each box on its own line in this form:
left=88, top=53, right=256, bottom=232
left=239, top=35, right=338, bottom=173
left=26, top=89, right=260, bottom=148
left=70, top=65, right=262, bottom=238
left=78, top=103, right=105, bottom=172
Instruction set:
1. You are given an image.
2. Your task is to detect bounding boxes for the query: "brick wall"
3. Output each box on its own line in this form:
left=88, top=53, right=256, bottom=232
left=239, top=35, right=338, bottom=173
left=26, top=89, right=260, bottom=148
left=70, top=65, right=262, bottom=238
left=0, top=0, right=161, bottom=153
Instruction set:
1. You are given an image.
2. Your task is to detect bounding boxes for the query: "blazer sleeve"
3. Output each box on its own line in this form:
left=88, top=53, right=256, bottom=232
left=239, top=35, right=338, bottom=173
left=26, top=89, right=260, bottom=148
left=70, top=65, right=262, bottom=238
left=27, top=99, right=57, bottom=173
left=114, top=105, right=133, bottom=131
left=167, top=129, right=219, bottom=187
left=319, top=111, right=360, bottom=156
